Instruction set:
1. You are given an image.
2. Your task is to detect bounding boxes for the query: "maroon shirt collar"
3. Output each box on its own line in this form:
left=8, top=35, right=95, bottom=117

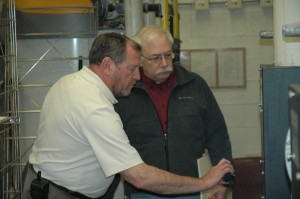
left=141, top=70, right=176, bottom=132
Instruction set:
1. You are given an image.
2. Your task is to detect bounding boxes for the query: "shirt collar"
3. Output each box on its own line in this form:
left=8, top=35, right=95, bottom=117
left=80, top=66, right=118, bottom=104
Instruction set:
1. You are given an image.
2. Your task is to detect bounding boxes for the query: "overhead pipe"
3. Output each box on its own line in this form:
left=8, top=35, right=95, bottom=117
left=143, top=2, right=160, bottom=12
left=143, top=0, right=160, bottom=25
left=259, top=30, right=274, bottom=39
left=282, top=22, right=300, bottom=37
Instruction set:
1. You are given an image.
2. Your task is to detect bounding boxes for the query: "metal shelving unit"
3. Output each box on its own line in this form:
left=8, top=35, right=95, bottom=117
left=0, top=0, right=21, bottom=198
left=0, top=1, right=98, bottom=198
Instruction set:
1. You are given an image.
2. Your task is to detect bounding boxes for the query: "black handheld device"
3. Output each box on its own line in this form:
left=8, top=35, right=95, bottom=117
left=223, top=172, right=235, bottom=185
left=30, top=171, right=49, bottom=199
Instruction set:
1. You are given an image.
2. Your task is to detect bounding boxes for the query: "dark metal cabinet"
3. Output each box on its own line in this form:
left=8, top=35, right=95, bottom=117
left=261, top=66, right=300, bottom=199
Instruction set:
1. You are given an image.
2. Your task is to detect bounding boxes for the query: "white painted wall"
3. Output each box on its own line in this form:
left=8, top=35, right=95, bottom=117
left=178, top=2, right=273, bottom=158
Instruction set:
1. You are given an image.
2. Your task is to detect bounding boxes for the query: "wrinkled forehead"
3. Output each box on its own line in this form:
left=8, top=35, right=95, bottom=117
left=143, top=35, right=172, bottom=55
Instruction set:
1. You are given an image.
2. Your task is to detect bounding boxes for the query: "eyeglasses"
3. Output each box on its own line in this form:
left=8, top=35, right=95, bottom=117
left=142, top=52, right=175, bottom=64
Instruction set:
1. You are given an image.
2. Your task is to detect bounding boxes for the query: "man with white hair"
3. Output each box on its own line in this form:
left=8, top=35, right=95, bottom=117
left=115, top=25, right=234, bottom=199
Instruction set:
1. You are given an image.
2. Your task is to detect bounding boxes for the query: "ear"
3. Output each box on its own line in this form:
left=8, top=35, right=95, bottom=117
left=102, top=57, right=115, bottom=75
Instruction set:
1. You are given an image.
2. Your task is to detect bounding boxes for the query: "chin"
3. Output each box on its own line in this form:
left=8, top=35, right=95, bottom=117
left=117, top=90, right=131, bottom=97
left=155, top=75, right=170, bottom=83
left=159, top=72, right=171, bottom=78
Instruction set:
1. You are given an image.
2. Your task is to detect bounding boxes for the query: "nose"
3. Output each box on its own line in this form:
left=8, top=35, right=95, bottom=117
left=159, top=55, right=168, bottom=66
left=133, top=68, right=141, bottom=80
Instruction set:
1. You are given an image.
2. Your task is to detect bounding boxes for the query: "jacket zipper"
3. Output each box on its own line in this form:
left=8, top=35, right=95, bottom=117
left=141, top=87, right=172, bottom=172
left=164, top=133, right=170, bottom=171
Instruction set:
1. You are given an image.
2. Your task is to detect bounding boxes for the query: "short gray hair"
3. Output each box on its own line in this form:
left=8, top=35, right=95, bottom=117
left=132, top=25, right=174, bottom=48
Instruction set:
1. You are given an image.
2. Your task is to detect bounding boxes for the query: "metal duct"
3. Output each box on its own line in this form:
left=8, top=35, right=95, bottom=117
left=282, top=23, right=300, bottom=37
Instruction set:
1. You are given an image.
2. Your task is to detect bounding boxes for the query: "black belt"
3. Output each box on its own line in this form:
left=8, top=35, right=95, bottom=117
left=29, top=164, right=93, bottom=199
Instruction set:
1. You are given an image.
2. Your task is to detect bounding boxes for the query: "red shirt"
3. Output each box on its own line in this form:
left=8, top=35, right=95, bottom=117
left=141, top=71, right=176, bottom=133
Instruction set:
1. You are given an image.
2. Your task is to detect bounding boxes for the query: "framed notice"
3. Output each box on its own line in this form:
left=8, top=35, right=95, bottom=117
left=217, top=48, right=246, bottom=88
left=180, top=48, right=246, bottom=88
left=180, top=49, right=217, bottom=87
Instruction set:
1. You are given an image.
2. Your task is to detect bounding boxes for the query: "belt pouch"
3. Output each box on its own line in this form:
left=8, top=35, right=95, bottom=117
left=30, top=171, right=49, bottom=199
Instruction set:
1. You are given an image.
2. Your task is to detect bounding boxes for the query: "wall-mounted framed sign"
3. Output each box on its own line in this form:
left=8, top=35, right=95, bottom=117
left=180, top=48, right=246, bottom=88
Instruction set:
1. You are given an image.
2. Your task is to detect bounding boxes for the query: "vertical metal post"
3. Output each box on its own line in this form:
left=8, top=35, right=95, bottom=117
left=172, top=0, right=179, bottom=39
left=160, top=0, right=169, bottom=30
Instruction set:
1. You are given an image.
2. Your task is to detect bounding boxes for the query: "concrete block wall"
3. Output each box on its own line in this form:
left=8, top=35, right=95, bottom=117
left=178, top=2, right=273, bottom=158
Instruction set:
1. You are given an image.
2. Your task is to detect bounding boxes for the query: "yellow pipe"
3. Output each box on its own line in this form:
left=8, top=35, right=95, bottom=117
left=172, top=0, right=179, bottom=39
left=160, top=0, right=169, bottom=30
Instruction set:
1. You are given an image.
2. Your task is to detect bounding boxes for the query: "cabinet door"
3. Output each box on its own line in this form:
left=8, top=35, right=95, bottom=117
left=262, top=66, right=300, bottom=199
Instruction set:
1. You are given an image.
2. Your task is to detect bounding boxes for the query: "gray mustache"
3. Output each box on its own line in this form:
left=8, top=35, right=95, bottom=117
left=154, top=66, right=173, bottom=75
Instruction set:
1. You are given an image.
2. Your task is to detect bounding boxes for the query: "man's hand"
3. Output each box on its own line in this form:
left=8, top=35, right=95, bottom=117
left=208, top=185, right=228, bottom=199
left=202, top=159, right=234, bottom=189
